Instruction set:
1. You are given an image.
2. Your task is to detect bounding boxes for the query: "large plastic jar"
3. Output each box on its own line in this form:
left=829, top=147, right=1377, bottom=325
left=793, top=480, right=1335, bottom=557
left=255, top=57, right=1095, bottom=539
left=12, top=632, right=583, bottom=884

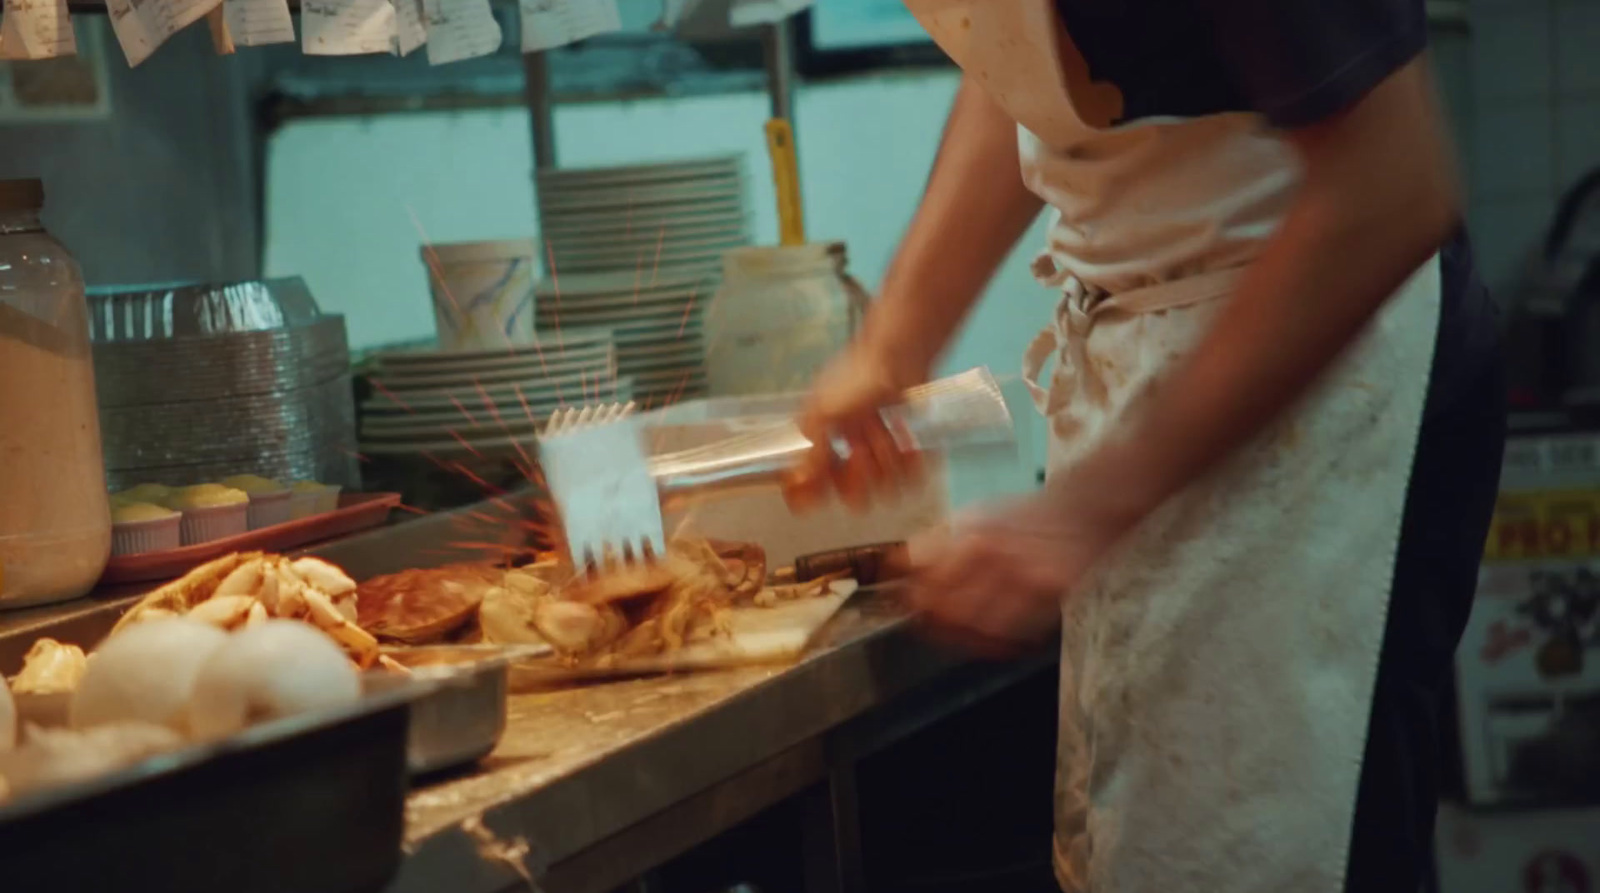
left=706, top=242, right=869, bottom=397
left=0, top=179, right=111, bottom=608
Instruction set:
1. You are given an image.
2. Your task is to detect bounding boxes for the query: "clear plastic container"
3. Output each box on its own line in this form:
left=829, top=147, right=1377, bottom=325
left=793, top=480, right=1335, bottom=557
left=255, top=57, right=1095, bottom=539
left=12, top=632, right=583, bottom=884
left=0, top=179, right=112, bottom=608
left=705, top=242, right=870, bottom=397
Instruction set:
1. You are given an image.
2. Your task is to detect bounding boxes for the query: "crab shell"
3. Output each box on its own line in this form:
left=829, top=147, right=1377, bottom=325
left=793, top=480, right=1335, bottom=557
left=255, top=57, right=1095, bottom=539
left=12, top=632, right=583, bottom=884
left=354, top=564, right=502, bottom=644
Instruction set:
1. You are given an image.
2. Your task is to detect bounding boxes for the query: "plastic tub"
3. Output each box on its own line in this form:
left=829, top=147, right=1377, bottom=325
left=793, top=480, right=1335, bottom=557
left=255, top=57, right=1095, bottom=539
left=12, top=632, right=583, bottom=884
left=0, top=179, right=112, bottom=608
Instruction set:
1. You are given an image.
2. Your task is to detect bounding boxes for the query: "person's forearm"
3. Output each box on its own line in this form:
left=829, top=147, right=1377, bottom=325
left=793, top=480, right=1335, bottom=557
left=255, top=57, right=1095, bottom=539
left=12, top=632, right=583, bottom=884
left=860, top=76, right=1044, bottom=378
left=1061, top=59, right=1461, bottom=530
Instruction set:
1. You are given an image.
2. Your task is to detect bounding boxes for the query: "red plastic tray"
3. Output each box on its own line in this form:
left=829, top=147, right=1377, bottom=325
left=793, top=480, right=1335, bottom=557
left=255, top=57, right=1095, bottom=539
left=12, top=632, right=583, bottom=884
left=100, top=492, right=403, bottom=585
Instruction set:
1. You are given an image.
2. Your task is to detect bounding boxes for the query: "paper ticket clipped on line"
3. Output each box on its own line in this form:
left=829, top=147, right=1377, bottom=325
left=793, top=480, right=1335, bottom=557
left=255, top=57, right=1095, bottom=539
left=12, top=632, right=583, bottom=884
left=422, top=0, right=500, bottom=64
left=302, top=0, right=394, bottom=55
left=518, top=0, right=619, bottom=53
left=727, top=0, right=811, bottom=27
left=220, top=0, right=294, bottom=46
left=1, top=0, right=76, bottom=59
left=392, top=0, right=425, bottom=55
left=103, top=0, right=216, bottom=66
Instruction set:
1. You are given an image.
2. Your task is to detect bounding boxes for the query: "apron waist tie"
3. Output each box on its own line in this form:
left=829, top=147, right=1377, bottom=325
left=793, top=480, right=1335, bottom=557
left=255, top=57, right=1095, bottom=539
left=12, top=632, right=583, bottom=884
left=1022, top=260, right=1243, bottom=416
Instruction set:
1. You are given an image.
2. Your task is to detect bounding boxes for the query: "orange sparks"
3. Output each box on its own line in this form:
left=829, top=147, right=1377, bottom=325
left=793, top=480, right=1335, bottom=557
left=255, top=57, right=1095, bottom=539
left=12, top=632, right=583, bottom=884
left=666, top=371, right=691, bottom=406
left=449, top=395, right=480, bottom=426
left=407, top=205, right=469, bottom=346
left=474, top=378, right=534, bottom=469
left=676, top=284, right=700, bottom=338
left=633, top=247, right=646, bottom=306
left=648, top=226, right=666, bottom=288
left=370, top=379, right=415, bottom=414
left=446, top=430, right=484, bottom=458
left=512, top=383, right=540, bottom=426
left=542, top=237, right=566, bottom=356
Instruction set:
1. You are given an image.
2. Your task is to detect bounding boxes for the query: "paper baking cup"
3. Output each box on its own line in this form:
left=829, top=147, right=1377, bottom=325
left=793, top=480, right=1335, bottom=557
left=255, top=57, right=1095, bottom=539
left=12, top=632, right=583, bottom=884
left=314, top=484, right=343, bottom=514
left=287, top=491, right=321, bottom=520
left=245, top=490, right=292, bottom=530
left=111, top=514, right=182, bottom=556
left=178, top=503, right=249, bottom=545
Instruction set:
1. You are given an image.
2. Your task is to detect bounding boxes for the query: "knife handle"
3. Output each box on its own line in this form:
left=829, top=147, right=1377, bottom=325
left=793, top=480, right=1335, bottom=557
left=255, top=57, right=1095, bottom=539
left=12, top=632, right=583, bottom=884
left=792, top=542, right=908, bottom=585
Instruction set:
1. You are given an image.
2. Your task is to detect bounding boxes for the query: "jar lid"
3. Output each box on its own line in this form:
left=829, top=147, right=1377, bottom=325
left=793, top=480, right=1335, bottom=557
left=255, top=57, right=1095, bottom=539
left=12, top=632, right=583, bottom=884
left=0, top=179, right=44, bottom=213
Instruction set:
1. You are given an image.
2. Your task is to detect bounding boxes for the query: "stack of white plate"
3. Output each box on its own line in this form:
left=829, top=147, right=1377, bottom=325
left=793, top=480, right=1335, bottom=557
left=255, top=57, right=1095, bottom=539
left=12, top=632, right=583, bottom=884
left=533, top=268, right=712, bottom=407
left=357, top=330, right=629, bottom=458
left=536, top=156, right=750, bottom=278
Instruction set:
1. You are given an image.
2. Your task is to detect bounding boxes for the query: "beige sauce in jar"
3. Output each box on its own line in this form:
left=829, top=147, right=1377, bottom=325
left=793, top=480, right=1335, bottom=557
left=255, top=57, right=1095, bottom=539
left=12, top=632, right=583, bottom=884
left=0, top=295, right=112, bottom=607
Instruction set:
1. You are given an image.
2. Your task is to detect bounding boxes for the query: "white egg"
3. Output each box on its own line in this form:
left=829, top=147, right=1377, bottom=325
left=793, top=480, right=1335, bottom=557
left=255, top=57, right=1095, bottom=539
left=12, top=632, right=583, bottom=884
left=0, top=676, right=16, bottom=752
left=186, top=620, right=361, bottom=740
left=70, top=618, right=229, bottom=733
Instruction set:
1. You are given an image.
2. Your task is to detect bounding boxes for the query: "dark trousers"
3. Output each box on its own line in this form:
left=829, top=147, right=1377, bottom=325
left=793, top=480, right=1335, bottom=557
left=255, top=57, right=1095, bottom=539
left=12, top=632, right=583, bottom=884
left=1343, top=234, right=1506, bottom=893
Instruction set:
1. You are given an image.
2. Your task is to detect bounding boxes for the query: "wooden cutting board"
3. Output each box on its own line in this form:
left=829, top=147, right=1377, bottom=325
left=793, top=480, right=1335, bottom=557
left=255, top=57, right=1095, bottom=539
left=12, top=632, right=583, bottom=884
left=509, top=581, right=858, bottom=686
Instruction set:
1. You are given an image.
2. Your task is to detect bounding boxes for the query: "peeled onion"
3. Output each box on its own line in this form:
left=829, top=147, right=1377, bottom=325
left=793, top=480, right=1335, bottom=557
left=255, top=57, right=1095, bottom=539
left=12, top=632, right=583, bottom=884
left=186, top=620, right=361, bottom=740
left=0, top=676, right=15, bottom=752
left=70, top=618, right=229, bottom=733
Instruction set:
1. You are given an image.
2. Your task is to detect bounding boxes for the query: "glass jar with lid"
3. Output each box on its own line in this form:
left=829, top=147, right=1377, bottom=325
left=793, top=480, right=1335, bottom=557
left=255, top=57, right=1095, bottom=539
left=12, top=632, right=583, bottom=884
left=0, top=179, right=111, bottom=608
left=706, top=242, right=870, bottom=397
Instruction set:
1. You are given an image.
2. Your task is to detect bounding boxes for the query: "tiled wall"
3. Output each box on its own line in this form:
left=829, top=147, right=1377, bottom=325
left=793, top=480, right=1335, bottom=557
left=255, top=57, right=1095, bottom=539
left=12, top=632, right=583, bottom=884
left=1468, top=0, right=1600, bottom=294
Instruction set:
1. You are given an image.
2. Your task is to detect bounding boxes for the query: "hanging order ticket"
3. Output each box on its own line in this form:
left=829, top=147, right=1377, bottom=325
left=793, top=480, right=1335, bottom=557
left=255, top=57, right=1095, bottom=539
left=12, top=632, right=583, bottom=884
left=518, top=0, right=619, bottom=53
left=104, top=0, right=217, bottom=66
left=0, top=0, right=76, bottom=60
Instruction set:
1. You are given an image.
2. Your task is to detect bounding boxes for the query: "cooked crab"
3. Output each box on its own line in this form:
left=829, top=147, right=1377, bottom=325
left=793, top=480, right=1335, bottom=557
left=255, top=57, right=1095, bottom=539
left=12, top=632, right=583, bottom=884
left=112, top=553, right=378, bottom=668
left=9, top=638, right=89, bottom=696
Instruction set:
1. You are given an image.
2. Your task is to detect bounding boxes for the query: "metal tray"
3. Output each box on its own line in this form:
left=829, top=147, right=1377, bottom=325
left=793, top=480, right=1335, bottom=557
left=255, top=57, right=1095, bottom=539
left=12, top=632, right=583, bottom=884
left=378, top=644, right=550, bottom=777
left=0, top=682, right=427, bottom=893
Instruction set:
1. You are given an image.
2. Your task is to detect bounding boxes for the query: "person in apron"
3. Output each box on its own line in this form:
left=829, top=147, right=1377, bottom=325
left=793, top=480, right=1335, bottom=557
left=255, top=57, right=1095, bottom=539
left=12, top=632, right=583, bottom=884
left=786, top=1, right=1506, bottom=892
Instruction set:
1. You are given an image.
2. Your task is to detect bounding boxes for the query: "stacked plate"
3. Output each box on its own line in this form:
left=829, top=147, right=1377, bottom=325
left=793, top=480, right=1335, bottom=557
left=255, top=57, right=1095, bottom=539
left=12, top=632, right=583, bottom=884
left=534, top=268, right=713, bottom=406
left=358, top=330, right=629, bottom=459
left=536, top=156, right=750, bottom=278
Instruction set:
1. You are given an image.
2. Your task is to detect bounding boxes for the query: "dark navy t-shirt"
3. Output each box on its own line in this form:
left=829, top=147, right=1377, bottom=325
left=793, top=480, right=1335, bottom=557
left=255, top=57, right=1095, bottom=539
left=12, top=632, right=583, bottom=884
left=1050, top=0, right=1493, bottom=404
left=1052, top=0, right=1429, bottom=128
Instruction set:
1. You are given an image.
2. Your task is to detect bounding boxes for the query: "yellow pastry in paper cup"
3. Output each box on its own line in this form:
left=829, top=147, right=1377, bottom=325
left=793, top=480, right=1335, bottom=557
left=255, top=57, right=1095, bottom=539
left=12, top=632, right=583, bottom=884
left=220, top=474, right=292, bottom=530
left=110, top=502, right=182, bottom=556
left=113, top=483, right=173, bottom=507
left=288, top=481, right=342, bottom=519
left=162, top=484, right=250, bottom=545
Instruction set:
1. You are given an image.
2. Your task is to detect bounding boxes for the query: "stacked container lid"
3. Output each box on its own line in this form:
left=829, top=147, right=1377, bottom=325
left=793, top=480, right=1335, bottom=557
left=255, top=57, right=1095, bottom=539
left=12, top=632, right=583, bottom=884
left=90, top=279, right=359, bottom=491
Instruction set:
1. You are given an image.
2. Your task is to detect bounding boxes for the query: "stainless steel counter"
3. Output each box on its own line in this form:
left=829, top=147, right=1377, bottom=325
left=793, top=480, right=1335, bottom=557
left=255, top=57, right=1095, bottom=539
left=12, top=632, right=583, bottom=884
left=0, top=501, right=1050, bottom=893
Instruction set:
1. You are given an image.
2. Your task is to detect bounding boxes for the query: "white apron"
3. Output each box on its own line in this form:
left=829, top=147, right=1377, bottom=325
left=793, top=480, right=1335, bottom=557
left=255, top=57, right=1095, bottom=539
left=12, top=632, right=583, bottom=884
left=904, top=2, right=1444, bottom=891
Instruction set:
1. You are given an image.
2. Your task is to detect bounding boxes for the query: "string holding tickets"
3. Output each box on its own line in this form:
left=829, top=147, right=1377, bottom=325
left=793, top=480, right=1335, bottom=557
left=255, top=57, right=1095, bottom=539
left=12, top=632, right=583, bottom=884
left=0, top=0, right=76, bottom=60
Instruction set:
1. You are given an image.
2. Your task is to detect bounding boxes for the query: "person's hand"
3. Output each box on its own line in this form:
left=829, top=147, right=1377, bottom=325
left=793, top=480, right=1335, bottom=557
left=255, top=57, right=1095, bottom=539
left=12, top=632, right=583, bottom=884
left=784, top=339, right=929, bottom=514
left=902, top=491, right=1128, bottom=658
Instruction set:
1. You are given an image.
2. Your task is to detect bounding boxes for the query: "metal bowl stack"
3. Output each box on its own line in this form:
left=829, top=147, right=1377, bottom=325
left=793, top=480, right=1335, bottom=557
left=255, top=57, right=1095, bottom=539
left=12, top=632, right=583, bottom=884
left=90, top=279, right=360, bottom=491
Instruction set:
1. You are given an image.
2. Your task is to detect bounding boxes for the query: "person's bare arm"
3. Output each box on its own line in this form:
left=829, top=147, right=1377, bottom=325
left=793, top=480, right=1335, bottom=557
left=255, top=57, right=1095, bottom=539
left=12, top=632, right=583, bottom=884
left=788, top=76, right=1041, bottom=509
left=859, top=75, right=1045, bottom=379
left=1061, top=58, right=1461, bottom=531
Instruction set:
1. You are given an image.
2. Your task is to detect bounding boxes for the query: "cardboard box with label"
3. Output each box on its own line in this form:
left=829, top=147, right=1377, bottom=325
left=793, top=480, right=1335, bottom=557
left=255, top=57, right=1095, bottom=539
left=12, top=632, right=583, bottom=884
left=1458, top=432, right=1600, bottom=806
